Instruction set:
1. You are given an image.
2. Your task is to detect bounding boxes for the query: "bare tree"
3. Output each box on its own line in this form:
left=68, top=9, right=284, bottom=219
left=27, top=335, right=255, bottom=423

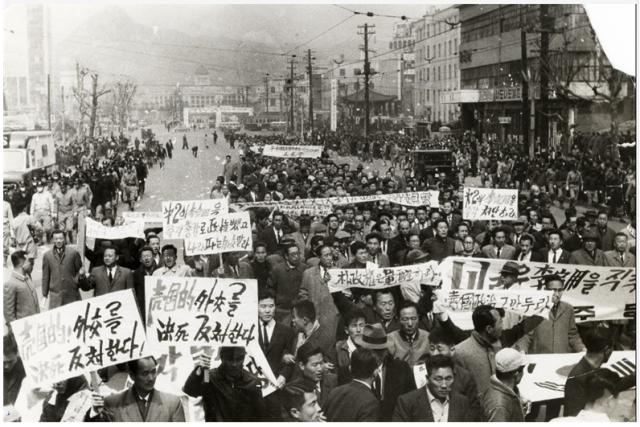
left=88, top=73, right=111, bottom=140
left=72, top=65, right=92, bottom=138
left=107, top=81, right=137, bottom=133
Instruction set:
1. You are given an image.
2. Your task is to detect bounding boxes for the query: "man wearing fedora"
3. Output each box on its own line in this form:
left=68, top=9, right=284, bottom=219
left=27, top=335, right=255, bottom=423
left=323, top=348, right=382, bottom=422
left=338, top=323, right=417, bottom=422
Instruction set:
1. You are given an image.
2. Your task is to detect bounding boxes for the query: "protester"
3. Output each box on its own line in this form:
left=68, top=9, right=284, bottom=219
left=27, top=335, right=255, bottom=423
left=281, top=379, right=326, bottom=422
left=41, top=229, right=85, bottom=309
left=481, top=348, right=529, bottom=422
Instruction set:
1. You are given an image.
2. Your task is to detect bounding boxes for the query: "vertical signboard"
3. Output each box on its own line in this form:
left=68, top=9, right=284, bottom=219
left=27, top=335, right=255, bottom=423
left=331, top=79, right=337, bottom=131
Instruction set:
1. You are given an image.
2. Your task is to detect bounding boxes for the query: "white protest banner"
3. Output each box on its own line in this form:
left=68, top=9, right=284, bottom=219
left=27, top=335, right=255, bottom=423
left=462, top=188, right=518, bottom=220
left=122, top=211, right=164, bottom=227
left=180, top=212, right=253, bottom=255
left=162, top=199, right=228, bottom=227
left=163, top=210, right=249, bottom=240
left=441, top=289, right=553, bottom=319
left=327, top=262, right=440, bottom=293
left=261, top=144, right=323, bottom=158
left=413, top=363, right=428, bottom=389
left=385, top=191, right=440, bottom=207
left=440, top=257, right=636, bottom=323
left=60, top=389, right=93, bottom=422
left=145, top=276, right=258, bottom=347
left=85, top=217, right=145, bottom=239
left=10, top=290, right=148, bottom=387
left=519, top=351, right=635, bottom=404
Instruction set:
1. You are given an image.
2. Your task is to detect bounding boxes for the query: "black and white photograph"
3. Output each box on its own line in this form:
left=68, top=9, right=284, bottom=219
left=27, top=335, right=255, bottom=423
left=2, top=2, right=637, bottom=423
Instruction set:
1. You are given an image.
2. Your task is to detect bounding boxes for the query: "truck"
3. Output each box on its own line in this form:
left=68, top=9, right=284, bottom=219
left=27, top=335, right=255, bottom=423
left=410, top=149, right=456, bottom=186
left=3, top=131, right=57, bottom=190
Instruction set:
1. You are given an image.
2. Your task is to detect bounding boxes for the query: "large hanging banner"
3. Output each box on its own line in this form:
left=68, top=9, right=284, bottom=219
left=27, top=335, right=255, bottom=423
left=327, top=262, right=441, bottom=293
left=10, top=290, right=149, bottom=387
left=260, top=144, right=323, bottom=158
left=122, top=211, right=164, bottom=228
left=462, top=188, right=518, bottom=220
left=85, top=217, right=145, bottom=239
left=145, top=276, right=258, bottom=347
left=162, top=199, right=228, bottom=228
left=440, top=257, right=636, bottom=323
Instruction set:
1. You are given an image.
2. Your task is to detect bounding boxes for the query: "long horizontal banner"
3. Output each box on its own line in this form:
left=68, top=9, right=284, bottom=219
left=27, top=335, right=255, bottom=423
left=232, top=191, right=440, bottom=215
left=463, top=188, right=518, bottom=220
left=10, top=290, right=148, bottom=386
left=327, top=262, right=441, bottom=293
left=259, top=144, right=323, bottom=158
left=85, top=217, right=145, bottom=239
left=122, top=211, right=164, bottom=227
left=441, top=289, right=553, bottom=319
left=180, top=212, right=253, bottom=255
left=162, top=199, right=228, bottom=227
left=440, top=257, right=635, bottom=322
left=146, top=276, right=258, bottom=347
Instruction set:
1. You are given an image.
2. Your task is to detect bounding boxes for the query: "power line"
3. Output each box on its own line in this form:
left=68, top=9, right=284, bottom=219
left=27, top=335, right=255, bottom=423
left=285, top=14, right=356, bottom=55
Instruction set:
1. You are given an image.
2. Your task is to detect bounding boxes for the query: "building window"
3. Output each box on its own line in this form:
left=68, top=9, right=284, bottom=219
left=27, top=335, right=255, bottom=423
left=449, top=64, right=452, bottom=80
left=339, top=69, right=346, bottom=77
left=454, top=64, right=458, bottom=79
left=438, top=44, right=441, bottom=57
left=427, top=68, right=430, bottom=81
left=454, top=38, right=458, bottom=54
left=271, top=86, right=275, bottom=93
left=427, top=90, right=430, bottom=102
left=270, top=98, right=276, bottom=107
left=449, top=41, right=452, bottom=56
left=389, top=42, right=393, bottom=49
left=438, top=67, right=441, bottom=81
left=427, top=46, right=430, bottom=58
left=427, top=25, right=430, bottom=37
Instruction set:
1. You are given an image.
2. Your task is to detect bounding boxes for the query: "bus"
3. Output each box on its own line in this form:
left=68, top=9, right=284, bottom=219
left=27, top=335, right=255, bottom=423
left=243, top=116, right=285, bottom=131
left=4, top=131, right=57, bottom=190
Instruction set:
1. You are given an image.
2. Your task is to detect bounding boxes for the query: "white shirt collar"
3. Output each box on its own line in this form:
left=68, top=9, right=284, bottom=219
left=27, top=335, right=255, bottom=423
left=353, top=379, right=372, bottom=389
left=346, top=337, right=357, bottom=354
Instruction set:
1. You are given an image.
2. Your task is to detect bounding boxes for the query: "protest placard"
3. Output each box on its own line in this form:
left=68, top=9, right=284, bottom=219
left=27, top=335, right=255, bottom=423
left=441, top=289, right=553, bottom=319
left=85, top=217, right=145, bottom=239
left=440, top=257, right=635, bottom=322
left=145, top=276, right=258, bottom=347
left=261, top=144, right=323, bottom=158
left=327, top=262, right=440, bottom=293
left=162, top=199, right=228, bottom=227
left=122, top=211, right=164, bottom=227
left=462, top=188, right=518, bottom=220
left=169, top=212, right=253, bottom=255
left=385, top=191, right=440, bottom=207
left=10, top=290, right=148, bottom=387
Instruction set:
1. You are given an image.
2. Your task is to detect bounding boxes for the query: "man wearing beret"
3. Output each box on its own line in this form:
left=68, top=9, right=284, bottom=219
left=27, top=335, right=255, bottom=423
left=184, top=346, right=266, bottom=422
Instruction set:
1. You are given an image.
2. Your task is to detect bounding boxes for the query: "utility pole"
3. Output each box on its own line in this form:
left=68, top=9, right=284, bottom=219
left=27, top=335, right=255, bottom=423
left=539, top=4, right=550, bottom=153
left=358, top=23, right=375, bottom=137
left=61, top=86, right=66, bottom=145
left=400, top=54, right=405, bottom=116
left=521, top=28, right=530, bottom=158
left=307, top=49, right=314, bottom=141
left=264, top=75, right=269, bottom=116
left=47, top=74, right=51, bottom=130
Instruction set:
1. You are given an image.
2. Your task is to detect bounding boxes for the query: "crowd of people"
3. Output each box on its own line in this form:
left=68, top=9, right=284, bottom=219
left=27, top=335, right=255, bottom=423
left=3, top=126, right=636, bottom=423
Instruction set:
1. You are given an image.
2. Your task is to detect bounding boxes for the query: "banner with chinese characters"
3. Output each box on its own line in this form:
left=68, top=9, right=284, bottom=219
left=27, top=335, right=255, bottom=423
left=122, top=211, right=164, bottom=228
left=10, top=290, right=148, bottom=386
left=327, top=262, right=440, bottom=293
left=145, top=276, right=258, bottom=347
left=162, top=199, right=228, bottom=228
left=85, top=217, right=145, bottom=239
left=462, top=188, right=518, bottom=220
left=440, top=257, right=636, bottom=323
left=441, top=289, right=553, bottom=319
left=173, top=211, right=253, bottom=255
left=261, top=144, right=323, bottom=158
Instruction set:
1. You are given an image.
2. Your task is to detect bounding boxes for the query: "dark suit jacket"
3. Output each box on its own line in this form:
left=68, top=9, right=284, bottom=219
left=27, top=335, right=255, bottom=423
left=514, top=249, right=543, bottom=262
left=209, top=261, right=254, bottom=279
left=338, top=357, right=416, bottom=422
left=562, top=234, right=583, bottom=253
left=323, top=380, right=380, bottom=422
left=419, top=226, right=437, bottom=244
left=82, top=265, right=134, bottom=297
left=132, top=263, right=157, bottom=322
left=393, top=388, right=471, bottom=422
left=42, top=246, right=83, bottom=309
left=381, top=238, right=403, bottom=266
left=539, top=248, right=571, bottom=264
left=261, top=321, right=296, bottom=381
left=261, top=227, right=283, bottom=255
left=91, top=388, right=185, bottom=422
left=318, top=374, right=339, bottom=408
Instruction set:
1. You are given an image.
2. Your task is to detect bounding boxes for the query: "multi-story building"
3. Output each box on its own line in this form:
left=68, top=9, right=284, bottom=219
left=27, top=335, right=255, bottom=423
left=377, top=21, right=416, bottom=116
left=413, top=5, right=461, bottom=125
left=456, top=4, right=632, bottom=145
left=26, top=4, right=53, bottom=121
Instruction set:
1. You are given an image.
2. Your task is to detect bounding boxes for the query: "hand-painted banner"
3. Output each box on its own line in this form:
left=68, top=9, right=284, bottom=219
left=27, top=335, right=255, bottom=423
left=440, top=257, right=636, bottom=322
left=441, top=289, right=553, bottom=319
left=233, top=191, right=441, bottom=215
left=462, top=188, right=518, bottom=220
left=261, top=144, right=323, bottom=158
left=519, top=351, right=635, bottom=404
left=10, top=290, right=148, bottom=386
left=327, top=262, right=441, bottom=293
left=122, top=211, right=164, bottom=227
left=162, top=199, right=228, bottom=227
left=145, top=276, right=258, bottom=347
left=85, top=217, right=145, bottom=239
left=178, top=212, right=254, bottom=255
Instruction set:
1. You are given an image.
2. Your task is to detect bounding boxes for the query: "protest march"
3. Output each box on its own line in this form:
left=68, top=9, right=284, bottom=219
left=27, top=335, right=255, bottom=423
left=2, top=4, right=636, bottom=422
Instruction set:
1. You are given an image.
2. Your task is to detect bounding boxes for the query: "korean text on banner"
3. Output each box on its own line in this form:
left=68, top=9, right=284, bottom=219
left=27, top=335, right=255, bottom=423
left=85, top=217, right=145, bottom=239
left=463, top=188, right=518, bottom=220
left=261, top=144, right=323, bottom=158
left=10, top=289, right=148, bottom=387
left=440, top=257, right=635, bottom=322
left=327, top=262, right=440, bottom=293
left=162, top=199, right=228, bottom=227
left=179, top=212, right=253, bottom=255
left=145, top=276, right=258, bottom=347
